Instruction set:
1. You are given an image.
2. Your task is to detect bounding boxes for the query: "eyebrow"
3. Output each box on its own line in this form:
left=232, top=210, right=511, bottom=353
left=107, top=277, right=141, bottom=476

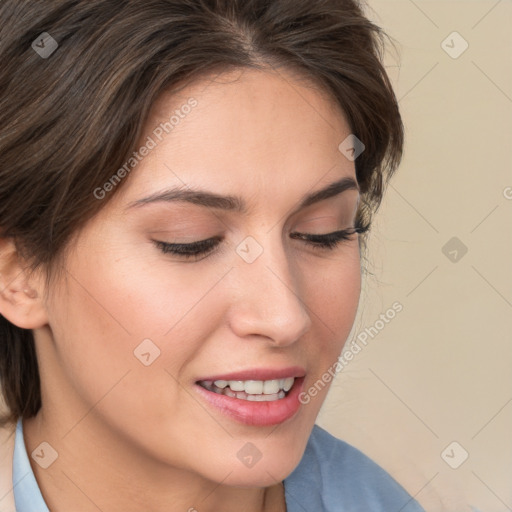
left=125, top=176, right=359, bottom=214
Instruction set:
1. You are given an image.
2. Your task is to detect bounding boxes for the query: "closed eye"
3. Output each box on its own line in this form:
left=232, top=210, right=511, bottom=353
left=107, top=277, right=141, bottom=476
left=290, top=226, right=365, bottom=249
left=153, top=222, right=369, bottom=261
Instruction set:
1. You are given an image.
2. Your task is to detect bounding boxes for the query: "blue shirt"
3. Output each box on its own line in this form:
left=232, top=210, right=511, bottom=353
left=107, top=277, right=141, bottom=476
left=13, top=417, right=425, bottom=511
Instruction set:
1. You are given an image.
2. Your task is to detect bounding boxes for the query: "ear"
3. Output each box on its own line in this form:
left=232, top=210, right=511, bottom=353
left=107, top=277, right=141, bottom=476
left=0, top=237, right=48, bottom=329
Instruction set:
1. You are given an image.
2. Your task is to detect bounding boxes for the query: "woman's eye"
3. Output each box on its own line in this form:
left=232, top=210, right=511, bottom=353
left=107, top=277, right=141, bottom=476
left=153, top=223, right=370, bottom=260
left=290, top=223, right=369, bottom=250
left=153, top=236, right=222, bottom=261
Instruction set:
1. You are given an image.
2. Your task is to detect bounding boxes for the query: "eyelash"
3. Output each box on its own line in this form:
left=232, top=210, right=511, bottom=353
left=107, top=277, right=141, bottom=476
left=153, top=221, right=370, bottom=261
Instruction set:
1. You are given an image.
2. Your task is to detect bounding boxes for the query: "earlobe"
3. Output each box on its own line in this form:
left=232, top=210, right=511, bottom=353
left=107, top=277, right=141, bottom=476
left=0, top=238, right=48, bottom=329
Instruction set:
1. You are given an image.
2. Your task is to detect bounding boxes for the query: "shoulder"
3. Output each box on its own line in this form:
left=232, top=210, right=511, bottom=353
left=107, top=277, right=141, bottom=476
left=283, top=424, right=425, bottom=512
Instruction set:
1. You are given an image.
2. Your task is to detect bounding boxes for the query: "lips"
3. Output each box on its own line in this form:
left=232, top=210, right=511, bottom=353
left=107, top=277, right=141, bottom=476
left=193, top=367, right=306, bottom=426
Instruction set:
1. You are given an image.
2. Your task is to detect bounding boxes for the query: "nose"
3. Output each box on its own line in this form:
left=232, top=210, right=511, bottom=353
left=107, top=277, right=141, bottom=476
left=227, top=237, right=312, bottom=347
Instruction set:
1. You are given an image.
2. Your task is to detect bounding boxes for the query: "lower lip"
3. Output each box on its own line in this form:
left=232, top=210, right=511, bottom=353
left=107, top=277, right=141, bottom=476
left=194, top=377, right=305, bottom=427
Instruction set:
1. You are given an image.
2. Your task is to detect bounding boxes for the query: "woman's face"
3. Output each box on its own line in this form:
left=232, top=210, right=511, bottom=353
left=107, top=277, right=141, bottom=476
left=39, top=67, right=362, bottom=486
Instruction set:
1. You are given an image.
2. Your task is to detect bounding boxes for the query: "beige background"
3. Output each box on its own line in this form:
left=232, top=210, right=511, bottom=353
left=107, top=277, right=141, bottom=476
left=317, top=1, right=512, bottom=511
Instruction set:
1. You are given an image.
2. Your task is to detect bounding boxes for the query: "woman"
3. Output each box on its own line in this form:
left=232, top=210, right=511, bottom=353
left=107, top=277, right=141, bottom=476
left=0, top=0, right=425, bottom=510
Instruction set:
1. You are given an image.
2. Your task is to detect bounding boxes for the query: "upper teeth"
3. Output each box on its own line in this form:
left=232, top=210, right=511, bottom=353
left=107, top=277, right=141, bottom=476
left=213, top=378, right=294, bottom=395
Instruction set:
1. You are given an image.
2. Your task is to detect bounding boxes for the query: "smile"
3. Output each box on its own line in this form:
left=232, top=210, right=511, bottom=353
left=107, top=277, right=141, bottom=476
left=194, top=375, right=305, bottom=426
left=197, top=378, right=295, bottom=402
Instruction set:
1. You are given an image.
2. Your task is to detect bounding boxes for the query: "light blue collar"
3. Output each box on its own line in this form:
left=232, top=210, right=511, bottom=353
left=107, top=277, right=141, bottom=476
left=12, top=418, right=50, bottom=512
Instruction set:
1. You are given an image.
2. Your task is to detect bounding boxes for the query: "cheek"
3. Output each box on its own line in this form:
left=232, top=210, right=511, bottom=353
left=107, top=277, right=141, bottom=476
left=44, top=250, right=227, bottom=447
left=298, top=250, right=361, bottom=408
left=44, top=269, right=142, bottom=408
left=304, top=249, right=361, bottom=347
left=49, top=247, right=226, bottom=377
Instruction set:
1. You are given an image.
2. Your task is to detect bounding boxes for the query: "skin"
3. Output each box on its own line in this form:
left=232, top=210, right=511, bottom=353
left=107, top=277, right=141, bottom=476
left=0, top=66, right=362, bottom=511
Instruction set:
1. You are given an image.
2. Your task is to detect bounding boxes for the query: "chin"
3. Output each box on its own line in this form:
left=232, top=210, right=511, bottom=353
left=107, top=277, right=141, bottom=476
left=218, top=462, right=299, bottom=488
left=199, top=443, right=305, bottom=488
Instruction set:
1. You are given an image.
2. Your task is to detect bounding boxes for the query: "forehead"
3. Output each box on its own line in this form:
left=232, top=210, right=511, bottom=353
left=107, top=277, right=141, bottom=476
left=112, top=67, right=356, bottom=212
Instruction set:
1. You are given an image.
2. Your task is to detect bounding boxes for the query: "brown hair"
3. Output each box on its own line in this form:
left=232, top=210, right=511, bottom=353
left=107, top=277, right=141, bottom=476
left=0, top=0, right=403, bottom=425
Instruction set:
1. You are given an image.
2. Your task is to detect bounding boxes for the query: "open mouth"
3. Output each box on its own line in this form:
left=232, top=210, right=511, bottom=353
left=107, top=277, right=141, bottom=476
left=194, top=373, right=305, bottom=426
left=197, top=377, right=295, bottom=402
